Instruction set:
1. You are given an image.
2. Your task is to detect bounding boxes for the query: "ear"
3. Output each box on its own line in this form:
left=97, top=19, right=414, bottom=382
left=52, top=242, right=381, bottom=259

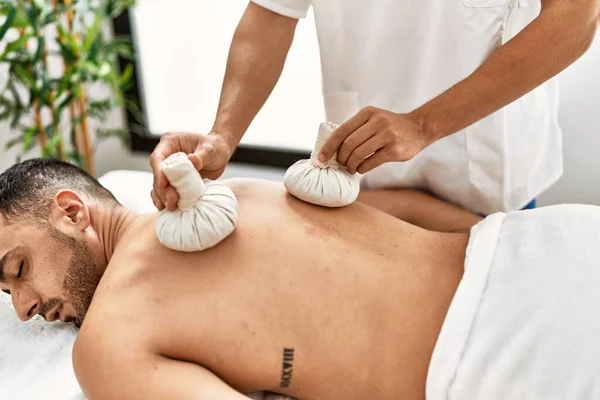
left=49, top=190, right=91, bottom=231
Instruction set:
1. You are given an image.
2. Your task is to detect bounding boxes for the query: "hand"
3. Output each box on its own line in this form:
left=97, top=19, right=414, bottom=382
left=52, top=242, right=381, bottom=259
left=318, top=106, right=434, bottom=174
left=150, top=132, right=233, bottom=211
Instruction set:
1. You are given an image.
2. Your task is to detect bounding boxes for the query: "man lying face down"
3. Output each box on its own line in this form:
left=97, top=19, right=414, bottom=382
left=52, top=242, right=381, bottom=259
left=1, top=158, right=600, bottom=400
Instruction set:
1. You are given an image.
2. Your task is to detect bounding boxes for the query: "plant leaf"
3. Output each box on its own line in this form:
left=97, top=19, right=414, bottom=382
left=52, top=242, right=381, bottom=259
left=55, top=66, right=74, bottom=97
left=7, top=80, right=24, bottom=109
left=119, top=62, right=133, bottom=87
left=0, top=2, right=11, bottom=14
left=98, top=61, right=111, bottom=78
left=22, top=126, right=38, bottom=153
left=97, top=127, right=131, bottom=148
left=9, top=105, right=23, bottom=129
left=0, top=5, right=16, bottom=42
left=12, top=64, right=36, bottom=87
left=42, top=130, right=63, bottom=158
left=25, top=3, right=38, bottom=33
left=57, top=92, right=75, bottom=114
left=124, top=96, right=146, bottom=126
left=32, top=0, right=47, bottom=16
left=56, top=23, right=68, bottom=41
left=11, top=9, right=30, bottom=29
left=57, top=39, right=76, bottom=63
left=107, top=0, right=136, bottom=18
left=99, top=36, right=135, bottom=60
left=3, top=49, right=32, bottom=64
left=87, top=31, right=104, bottom=60
left=33, top=35, right=44, bottom=64
left=5, top=134, right=24, bottom=151
left=67, top=151, right=84, bottom=168
left=0, top=95, right=13, bottom=121
left=40, top=67, right=51, bottom=106
left=80, top=60, right=100, bottom=79
left=87, top=98, right=113, bottom=120
left=0, top=33, right=34, bottom=61
left=41, top=4, right=75, bottom=25
left=6, top=80, right=25, bottom=129
left=82, top=12, right=102, bottom=54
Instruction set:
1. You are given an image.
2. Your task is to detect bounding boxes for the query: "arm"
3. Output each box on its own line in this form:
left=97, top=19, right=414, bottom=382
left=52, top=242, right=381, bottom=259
left=211, top=2, right=299, bottom=151
left=415, top=0, right=600, bottom=140
left=320, top=0, right=600, bottom=173
left=150, top=2, right=298, bottom=209
left=357, top=189, right=483, bottom=233
left=73, top=335, right=251, bottom=400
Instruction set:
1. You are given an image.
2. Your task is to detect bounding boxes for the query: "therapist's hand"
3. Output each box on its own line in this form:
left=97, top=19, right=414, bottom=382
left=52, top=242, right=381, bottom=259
left=150, top=132, right=233, bottom=211
left=318, top=106, right=434, bottom=174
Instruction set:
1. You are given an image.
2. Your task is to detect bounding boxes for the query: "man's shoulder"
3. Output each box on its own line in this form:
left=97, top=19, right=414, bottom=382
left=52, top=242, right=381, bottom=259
left=85, top=215, right=161, bottom=330
left=76, top=262, right=157, bottom=357
left=114, top=213, right=158, bottom=256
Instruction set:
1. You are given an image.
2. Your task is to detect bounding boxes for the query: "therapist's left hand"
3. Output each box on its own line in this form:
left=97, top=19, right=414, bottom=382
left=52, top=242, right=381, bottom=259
left=318, top=106, right=434, bottom=174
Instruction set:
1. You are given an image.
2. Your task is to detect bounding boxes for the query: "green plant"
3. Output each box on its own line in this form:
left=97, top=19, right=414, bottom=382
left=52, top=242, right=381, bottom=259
left=0, top=0, right=140, bottom=176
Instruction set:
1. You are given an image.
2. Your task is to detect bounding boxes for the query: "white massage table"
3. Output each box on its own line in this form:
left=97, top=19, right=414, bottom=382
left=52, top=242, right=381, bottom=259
left=0, top=170, right=293, bottom=400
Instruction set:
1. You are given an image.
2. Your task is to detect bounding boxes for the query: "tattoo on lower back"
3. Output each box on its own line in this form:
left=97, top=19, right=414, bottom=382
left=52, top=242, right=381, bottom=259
left=279, top=348, right=295, bottom=388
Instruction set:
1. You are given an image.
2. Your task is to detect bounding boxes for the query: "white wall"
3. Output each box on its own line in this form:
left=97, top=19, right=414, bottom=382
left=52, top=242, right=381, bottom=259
left=131, top=0, right=324, bottom=152
left=538, top=32, right=600, bottom=206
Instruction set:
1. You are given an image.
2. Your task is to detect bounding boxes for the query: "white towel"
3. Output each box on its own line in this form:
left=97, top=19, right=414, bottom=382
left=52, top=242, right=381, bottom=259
left=427, top=204, right=600, bottom=400
left=0, top=293, right=84, bottom=400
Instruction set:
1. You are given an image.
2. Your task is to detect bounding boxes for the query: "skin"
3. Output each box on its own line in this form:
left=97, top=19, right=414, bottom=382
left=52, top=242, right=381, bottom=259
left=357, top=189, right=483, bottom=233
left=151, top=0, right=600, bottom=208
left=0, top=191, right=125, bottom=327
left=0, top=180, right=477, bottom=400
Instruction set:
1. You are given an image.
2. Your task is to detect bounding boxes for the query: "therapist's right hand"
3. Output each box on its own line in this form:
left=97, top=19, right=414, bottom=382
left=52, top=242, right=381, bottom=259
left=150, top=132, right=232, bottom=211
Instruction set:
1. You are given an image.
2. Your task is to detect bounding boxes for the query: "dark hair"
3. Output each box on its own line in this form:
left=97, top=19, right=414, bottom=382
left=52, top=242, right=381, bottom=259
left=0, top=158, right=119, bottom=222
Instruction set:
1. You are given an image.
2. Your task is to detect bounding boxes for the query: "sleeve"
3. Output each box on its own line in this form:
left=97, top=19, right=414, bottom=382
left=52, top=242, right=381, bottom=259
left=250, top=0, right=311, bottom=19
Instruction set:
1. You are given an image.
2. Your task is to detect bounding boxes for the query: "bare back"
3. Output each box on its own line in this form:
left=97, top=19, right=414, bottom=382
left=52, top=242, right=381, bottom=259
left=81, top=179, right=468, bottom=400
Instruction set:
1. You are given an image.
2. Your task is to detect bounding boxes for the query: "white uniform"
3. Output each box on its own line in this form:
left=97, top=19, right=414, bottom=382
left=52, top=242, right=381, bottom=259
left=251, top=0, right=563, bottom=215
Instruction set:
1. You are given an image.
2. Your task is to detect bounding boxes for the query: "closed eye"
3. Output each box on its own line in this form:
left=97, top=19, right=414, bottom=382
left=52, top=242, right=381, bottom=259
left=17, top=262, right=23, bottom=279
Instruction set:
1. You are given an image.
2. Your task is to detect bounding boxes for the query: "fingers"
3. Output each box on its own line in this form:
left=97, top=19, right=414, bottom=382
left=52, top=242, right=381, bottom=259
left=318, top=107, right=372, bottom=162
left=336, top=123, right=376, bottom=166
left=201, top=168, right=225, bottom=181
left=345, top=135, right=385, bottom=174
left=187, top=153, right=204, bottom=171
left=356, top=148, right=394, bottom=175
left=152, top=186, right=179, bottom=212
left=150, top=135, right=180, bottom=207
left=164, top=186, right=179, bottom=212
left=151, top=189, right=165, bottom=211
left=150, top=136, right=177, bottom=190
left=188, top=143, right=217, bottom=172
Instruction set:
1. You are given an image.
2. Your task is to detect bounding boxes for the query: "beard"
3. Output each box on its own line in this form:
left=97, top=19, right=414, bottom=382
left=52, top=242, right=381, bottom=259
left=48, top=226, right=102, bottom=328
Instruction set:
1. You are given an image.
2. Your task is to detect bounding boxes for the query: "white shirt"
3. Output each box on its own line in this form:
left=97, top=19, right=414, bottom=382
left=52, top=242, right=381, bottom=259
left=251, top=0, right=563, bottom=214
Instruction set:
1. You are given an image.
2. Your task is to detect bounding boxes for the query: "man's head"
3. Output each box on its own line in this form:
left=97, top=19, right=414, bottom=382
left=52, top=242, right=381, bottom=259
left=0, top=158, right=120, bottom=327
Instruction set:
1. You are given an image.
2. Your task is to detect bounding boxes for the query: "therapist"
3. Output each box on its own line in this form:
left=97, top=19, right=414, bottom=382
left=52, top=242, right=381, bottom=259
left=150, top=0, right=600, bottom=215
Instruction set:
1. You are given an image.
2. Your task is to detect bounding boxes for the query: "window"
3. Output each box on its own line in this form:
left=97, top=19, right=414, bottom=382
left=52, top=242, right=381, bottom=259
left=129, top=0, right=324, bottom=153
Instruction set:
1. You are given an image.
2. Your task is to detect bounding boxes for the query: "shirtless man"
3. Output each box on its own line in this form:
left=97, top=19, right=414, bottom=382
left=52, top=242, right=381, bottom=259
left=1, top=158, right=599, bottom=400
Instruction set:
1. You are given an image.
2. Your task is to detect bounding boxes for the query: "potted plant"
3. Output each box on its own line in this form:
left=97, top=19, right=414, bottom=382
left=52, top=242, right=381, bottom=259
left=0, top=0, right=141, bottom=176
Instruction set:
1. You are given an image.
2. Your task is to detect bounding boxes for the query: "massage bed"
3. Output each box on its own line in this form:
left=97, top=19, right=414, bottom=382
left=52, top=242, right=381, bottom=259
left=4, top=169, right=600, bottom=399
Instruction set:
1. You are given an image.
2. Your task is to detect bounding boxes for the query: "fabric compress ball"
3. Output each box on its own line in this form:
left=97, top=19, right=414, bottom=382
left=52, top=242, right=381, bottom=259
left=284, top=122, right=361, bottom=207
left=155, top=152, right=238, bottom=251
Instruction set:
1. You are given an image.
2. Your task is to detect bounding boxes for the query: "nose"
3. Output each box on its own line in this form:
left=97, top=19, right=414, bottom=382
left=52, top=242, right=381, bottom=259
left=13, top=292, right=40, bottom=321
